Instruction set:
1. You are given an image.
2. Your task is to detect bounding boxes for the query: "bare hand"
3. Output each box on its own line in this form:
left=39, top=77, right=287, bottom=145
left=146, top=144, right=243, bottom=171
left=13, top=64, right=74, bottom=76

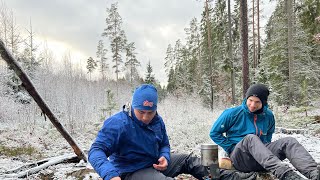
left=153, top=156, right=168, bottom=171
left=110, top=177, right=121, bottom=180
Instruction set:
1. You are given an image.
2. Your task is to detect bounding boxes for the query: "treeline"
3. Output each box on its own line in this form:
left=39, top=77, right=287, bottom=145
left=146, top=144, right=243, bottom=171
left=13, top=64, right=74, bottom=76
left=1, top=1, right=320, bottom=113
left=164, top=0, right=320, bottom=107
left=0, top=2, right=161, bottom=105
left=0, top=2, right=145, bottom=132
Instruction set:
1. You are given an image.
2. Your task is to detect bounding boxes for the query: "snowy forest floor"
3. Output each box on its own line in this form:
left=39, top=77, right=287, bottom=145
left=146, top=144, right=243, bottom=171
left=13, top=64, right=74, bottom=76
left=0, top=97, right=320, bottom=180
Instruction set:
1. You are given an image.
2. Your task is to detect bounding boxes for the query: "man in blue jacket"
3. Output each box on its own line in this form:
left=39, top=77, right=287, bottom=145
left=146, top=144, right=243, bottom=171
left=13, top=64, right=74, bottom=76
left=210, top=84, right=319, bottom=180
left=89, top=84, right=208, bottom=180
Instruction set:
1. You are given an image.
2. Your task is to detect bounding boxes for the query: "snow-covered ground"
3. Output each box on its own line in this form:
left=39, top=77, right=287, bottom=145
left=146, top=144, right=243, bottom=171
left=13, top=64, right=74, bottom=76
left=0, top=95, right=319, bottom=179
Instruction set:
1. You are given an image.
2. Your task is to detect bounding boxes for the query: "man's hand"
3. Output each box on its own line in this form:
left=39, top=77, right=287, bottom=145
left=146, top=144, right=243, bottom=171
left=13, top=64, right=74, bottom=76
left=153, top=156, right=168, bottom=171
left=110, top=177, right=121, bottom=180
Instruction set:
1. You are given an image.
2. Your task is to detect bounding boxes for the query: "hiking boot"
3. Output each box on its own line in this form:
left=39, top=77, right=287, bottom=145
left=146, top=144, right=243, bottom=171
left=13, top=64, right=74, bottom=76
left=309, top=165, right=320, bottom=180
left=282, top=170, right=304, bottom=180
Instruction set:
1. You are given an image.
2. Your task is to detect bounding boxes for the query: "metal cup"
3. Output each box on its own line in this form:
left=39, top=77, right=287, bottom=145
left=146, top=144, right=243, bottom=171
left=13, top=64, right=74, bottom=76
left=201, top=144, right=218, bottom=166
left=201, top=144, right=219, bottom=179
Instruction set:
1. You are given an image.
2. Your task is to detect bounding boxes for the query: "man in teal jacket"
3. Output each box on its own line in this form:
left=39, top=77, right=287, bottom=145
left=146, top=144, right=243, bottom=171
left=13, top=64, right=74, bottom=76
left=89, top=84, right=207, bottom=180
left=210, top=84, right=319, bottom=180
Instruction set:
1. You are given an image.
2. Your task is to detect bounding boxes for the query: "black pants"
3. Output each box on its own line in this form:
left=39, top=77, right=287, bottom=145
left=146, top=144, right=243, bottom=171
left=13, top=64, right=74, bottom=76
left=120, top=153, right=208, bottom=180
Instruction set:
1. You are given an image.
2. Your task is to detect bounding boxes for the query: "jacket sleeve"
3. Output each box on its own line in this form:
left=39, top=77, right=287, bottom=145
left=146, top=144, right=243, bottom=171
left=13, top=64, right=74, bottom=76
left=88, top=118, right=121, bottom=180
left=209, top=110, right=235, bottom=155
left=158, top=119, right=171, bottom=164
left=266, top=111, right=275, bottom=142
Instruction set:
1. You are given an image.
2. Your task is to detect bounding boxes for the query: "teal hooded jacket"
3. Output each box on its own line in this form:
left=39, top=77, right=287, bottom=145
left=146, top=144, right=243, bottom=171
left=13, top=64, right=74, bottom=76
left=209, top=99, right=275, bottom=155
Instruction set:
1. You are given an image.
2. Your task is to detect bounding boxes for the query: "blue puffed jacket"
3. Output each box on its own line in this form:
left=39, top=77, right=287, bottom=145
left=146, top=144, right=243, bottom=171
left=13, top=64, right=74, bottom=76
left=209, top=99, right=275, bottom=155
left=88, top=106, right=171, bottom=180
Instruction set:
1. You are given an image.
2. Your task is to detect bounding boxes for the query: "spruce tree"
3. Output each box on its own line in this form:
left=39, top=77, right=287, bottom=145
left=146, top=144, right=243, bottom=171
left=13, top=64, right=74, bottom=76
left=258, top=1, right=316, bottom=106
left=86, top=56, right=97, bottom=80
left=145, top=61, right=155, bottom=84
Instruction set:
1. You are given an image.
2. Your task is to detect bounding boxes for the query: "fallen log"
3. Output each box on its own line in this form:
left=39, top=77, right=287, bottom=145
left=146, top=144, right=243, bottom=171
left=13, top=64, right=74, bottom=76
left=0, top=39, right=87, bottom=162
left=0, top=154, right=79, bottom=178
left=275, top=127, right=307, bottom=135
left=3, top=159, right=49, bottom=174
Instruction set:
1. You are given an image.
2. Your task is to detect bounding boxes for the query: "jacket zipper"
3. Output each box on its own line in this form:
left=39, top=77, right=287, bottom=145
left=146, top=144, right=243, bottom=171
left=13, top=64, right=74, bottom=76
left=254, top=114, right=258, bottom=135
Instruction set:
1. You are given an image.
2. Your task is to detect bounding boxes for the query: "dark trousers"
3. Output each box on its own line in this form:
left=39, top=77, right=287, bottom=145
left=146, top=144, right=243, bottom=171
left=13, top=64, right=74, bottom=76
left=230, top=134, right=318, bottom=179
left=120, top=153, right=208, bottom=180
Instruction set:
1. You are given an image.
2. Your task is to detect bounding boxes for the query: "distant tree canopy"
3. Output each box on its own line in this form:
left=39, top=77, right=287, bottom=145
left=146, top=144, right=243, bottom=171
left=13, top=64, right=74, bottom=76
left=1, top=1, right=320, bottom=108
left=165, top=0, right=320, bottom=107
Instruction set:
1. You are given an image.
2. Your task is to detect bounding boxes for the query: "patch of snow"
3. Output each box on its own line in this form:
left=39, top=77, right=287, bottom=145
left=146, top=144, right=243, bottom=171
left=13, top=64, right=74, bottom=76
left=0, top=94, right=319, bottom=179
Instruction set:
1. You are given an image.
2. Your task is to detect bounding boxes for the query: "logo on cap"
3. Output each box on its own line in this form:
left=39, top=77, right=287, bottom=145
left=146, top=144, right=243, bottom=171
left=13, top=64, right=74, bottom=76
left=143, top=100, right=154, bottom=107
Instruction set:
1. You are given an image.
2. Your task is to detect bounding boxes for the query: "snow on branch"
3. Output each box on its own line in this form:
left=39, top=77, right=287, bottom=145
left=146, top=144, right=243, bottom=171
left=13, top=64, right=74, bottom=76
left=0, top=154, right=79, bottom=178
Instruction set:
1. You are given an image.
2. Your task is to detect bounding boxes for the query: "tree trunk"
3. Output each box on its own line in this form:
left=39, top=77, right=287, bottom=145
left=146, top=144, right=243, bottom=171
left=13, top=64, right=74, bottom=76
left=240, top=0, right=250, bottom=97
left=228, top=0, right=236, bottom=105
left=252, top=0, right=256, bottom=70
left=257, top=0, right=261, bottom=63
left=205, top=0, right=214, bottom=110
left=287, top=0, right=294, bottom=105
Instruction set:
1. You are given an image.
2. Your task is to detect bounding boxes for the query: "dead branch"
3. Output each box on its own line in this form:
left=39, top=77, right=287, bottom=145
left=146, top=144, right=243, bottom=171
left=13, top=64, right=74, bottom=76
left=0, top=154, right=79, bottom=178
left=0, top=39, right=87, bottom=162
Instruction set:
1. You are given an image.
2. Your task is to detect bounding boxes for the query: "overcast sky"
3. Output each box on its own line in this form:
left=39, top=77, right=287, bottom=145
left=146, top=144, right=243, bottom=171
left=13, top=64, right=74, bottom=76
left=2, top=0, right=275, bottom=86
left=3, top=0, right=205, bottom=85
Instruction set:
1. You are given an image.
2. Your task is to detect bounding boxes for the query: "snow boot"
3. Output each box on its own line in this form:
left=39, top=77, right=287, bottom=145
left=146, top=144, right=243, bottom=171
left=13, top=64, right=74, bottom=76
left=282, top=170, right=304, bottom=180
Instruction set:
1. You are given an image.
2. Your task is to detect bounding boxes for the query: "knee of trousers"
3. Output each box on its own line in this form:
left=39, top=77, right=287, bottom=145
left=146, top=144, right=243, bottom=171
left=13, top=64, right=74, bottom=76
left=282, top=137, right=298, bottom=142
left=243, top=134, right=260, bottom=141
left=280, top=137, right=298, bottom=144
left=239, top=134, right=261, bottom=148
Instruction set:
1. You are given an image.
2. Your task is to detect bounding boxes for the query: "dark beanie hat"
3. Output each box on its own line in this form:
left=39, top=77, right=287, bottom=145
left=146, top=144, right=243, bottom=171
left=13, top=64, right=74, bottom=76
left=132, top=84, right=158, bottom=111
left=245, top=84, right=270, bottom=106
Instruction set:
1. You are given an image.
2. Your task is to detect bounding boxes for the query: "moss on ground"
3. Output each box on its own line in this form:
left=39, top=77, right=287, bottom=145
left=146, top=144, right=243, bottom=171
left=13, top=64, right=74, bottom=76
left=0, top=144, right=39, bottom=157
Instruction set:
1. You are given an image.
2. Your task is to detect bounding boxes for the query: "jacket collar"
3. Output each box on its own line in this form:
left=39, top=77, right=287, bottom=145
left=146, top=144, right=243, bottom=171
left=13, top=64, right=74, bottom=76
left=123, top=103, right=158, bottom=127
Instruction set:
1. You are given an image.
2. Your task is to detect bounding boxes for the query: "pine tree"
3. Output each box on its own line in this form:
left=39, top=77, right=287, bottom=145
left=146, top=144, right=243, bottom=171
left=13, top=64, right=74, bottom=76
left=297, top=0, right=320, bottom=96
left=174, top=46, right=191, bottom=94
left=297, top=0, right=320, bottom=43
left=102, top=3, right=126, bottom=82
left=211, top=0, right=233, bottom=104
left=164, top=44, right=175, bottom=76
left=240, top=0, right=249, bottom=96
left=124, top=42, right=140, bottom=85
left=22, top=18, right=40, bottom=79
left=166, top=67, right=176, bottom=92
left=0, top=3, right=29, bottom=103
left=145, top=61, right=155, bottom=84
left=184, top=17, right=201, bottom=92
left=7, top=10, right=21, bottom=58
left=258, top=1, right=316, bottom=105
left=96, top=40, right=108, bottom=80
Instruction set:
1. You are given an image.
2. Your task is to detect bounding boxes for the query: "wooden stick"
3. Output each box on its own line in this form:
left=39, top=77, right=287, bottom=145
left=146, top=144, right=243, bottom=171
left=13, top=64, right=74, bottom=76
left=0, top=39, right=87, bottom=162
left=0, top=154, right=79, bottom=178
